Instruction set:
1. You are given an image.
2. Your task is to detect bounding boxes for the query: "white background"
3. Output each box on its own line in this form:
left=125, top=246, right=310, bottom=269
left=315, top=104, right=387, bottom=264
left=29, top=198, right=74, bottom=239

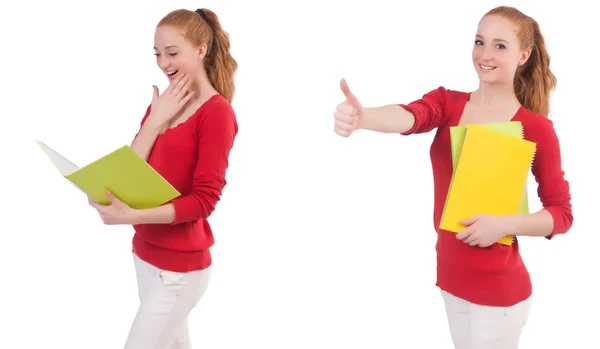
left=1, top=0, right=598, bottom=348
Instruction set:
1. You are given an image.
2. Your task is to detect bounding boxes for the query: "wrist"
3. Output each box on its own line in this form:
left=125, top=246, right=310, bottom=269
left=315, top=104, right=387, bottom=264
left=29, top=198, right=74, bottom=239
left=127, top=208, right=142, bottom=225
left=145, top=114, right=167, bottom=133
left=504, top=214, right=524, bottom=233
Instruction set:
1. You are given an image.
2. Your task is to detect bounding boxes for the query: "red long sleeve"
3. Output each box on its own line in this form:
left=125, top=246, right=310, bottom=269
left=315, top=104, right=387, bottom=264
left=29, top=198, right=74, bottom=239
left=170, top=102, right=237, bottom=223
left=520, top=113, right=573, bottom=238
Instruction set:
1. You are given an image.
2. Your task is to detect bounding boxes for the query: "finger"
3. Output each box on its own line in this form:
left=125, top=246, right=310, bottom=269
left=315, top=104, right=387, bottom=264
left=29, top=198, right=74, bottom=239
left=333, top=110, right=353, bottom=124
left=106, top=190, right=123, bottom=204
left=178, top=90, right=195, bottom=106
left=105, top=190, right=113, bottom=199
left=460, top=214, right=481, bottom=226
left=176, top=77, right=193, bottom=100
left=152, top=85, right=159, bottom=101
left=462, top=231, right=479, bottom=245
left=334, top=119, right=353, bottom=132
left=170, top=74, right=190, bottom=95
left=334, top=126, right=352, bottom=137
left=89, top=201, right=104, bottom=211
left=165, top=73, right=186, bottom=94
left=340, top=78, right=362, bottom=110
left=456, top=227, right=473, bottom=240
left=469, top=239, right=480, bottom=246
left=336, top=102, right=358, bottom=117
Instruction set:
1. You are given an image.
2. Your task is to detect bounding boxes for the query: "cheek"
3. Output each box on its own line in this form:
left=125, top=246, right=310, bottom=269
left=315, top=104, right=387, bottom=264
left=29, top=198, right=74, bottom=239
left=472, top=47, right=483, bottom=61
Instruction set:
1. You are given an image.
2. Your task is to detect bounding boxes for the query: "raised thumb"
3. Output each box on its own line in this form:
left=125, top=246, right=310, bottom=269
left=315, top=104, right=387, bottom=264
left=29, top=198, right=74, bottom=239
left=340, top=78, right=362, bottom=111
left=152, top=85, right=159, bottom=100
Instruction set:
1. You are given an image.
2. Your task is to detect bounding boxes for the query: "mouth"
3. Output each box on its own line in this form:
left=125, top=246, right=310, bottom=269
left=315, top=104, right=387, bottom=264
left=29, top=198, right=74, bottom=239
left=479, top=64, right=497, bottom=71
left=166, top=70, right=179, bottom=78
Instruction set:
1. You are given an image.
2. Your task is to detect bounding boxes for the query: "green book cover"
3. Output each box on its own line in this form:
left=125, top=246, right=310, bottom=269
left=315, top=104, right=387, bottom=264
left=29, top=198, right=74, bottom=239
left=449, top=121, right=529, bottom=214
left=37, top=140, right=181, bottom=209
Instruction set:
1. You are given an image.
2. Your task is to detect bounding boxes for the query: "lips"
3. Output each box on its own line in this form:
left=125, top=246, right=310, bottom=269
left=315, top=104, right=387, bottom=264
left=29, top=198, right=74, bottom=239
left=479, top=64, right=496, bottom=71
left=166, top=70, right=179, bottom=77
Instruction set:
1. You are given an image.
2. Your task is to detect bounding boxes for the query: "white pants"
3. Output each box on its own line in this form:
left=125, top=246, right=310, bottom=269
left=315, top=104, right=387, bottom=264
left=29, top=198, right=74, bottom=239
left=441, top=290, right=532, bottom=349
left=124, top=254, right=212, bottom=349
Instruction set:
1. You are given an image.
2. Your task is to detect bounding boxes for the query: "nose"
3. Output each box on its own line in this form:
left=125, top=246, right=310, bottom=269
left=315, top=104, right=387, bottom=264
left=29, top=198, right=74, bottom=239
left=480, top=45, right=494, bottom=61
left=156, top=55, right=170, bottom=71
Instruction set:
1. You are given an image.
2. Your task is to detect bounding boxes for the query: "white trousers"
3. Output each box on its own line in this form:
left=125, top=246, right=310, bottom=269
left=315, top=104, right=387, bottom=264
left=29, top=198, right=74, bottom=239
left=441, top=290, right=532, bottom=349
left=124, top=254, right=212, bottom=349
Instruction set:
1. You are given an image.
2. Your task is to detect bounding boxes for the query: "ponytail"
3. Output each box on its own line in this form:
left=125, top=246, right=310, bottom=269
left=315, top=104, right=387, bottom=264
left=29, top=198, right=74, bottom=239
left=513, top=20, right=557, bottom=117
left=198, top=9, right=238, bottom=104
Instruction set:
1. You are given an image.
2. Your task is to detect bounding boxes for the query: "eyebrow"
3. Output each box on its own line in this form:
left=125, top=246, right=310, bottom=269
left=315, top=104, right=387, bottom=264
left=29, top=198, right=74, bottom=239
left=475, top=34, right=509, bottom=44
left=153, top=45, right=179, bottom=50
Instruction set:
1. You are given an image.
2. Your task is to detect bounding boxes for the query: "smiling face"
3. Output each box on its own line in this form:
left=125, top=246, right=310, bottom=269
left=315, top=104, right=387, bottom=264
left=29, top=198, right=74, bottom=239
left=472, top=15, right=531, bottom=85
left=153, top=25, right=207, bottom=82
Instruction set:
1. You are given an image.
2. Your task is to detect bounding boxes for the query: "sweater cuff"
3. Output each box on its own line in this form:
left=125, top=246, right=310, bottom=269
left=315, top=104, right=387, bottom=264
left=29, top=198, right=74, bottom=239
left=543, top=206, right=573, bottom=240
left=170, top=196, right=202, bottom=225
left=398, top=104, right=417, bottom=135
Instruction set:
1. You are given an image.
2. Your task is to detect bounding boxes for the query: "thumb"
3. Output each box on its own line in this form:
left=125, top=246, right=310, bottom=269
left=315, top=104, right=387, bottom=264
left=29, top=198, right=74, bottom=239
left=340, top=78, right=363, bottom=111
left=460, top=214, right=481, bottom=226
left=152, top=85, right=159, bottom=101
left=106, top=190, right=119, bottom=204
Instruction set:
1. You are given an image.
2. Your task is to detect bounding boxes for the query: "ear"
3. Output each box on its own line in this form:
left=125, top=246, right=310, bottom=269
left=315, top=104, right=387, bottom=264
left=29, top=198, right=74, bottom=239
left=518, top=48, right=532, bottom=67
left=197, top=43, right=208, bottom=60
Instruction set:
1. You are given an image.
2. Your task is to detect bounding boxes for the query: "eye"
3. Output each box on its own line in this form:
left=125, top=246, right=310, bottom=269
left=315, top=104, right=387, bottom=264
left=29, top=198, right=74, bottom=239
left=496, top=44, right=506, bottom=50
left=475, top=39, right=483, bottom=45
left=168, top=53, right=178, bottom=56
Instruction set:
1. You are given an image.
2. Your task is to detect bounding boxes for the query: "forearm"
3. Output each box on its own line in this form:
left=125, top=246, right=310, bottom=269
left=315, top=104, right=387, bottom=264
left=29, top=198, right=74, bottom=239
left=130, top=120, right=163, bottom=161
left=129, top=203, right=176, bottom=224
left=360, top=105, right=416, bottom=133
left=507, top=210, right=555, bottom=237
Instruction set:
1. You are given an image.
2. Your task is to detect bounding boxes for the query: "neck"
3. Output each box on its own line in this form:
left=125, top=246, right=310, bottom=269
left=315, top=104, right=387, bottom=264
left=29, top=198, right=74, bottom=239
left=191, top=67, right=218, bottom=103
left=471, top=81, right=519, bottom=108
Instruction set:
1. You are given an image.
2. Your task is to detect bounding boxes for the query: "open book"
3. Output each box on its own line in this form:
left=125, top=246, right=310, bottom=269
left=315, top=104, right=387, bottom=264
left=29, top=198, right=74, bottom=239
left=37, top=141, right=181, bottom=209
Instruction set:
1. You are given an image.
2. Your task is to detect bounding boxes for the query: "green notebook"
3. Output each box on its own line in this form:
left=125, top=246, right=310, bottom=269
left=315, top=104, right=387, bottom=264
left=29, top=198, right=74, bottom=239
left=449, top=121, right=530, bottom=214
left=37, top=140, right=181, bottom=209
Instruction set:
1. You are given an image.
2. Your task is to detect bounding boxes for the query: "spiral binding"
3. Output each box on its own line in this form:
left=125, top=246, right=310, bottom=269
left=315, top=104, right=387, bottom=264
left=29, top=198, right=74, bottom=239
left=507, top=124, right=537, bottom=245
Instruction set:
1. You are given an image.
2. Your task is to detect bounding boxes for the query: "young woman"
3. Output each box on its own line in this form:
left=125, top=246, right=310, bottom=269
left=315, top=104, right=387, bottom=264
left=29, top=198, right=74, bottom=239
left=88, top=8, right=238, bottom=349
left=333, top=6, right=573, bottom=349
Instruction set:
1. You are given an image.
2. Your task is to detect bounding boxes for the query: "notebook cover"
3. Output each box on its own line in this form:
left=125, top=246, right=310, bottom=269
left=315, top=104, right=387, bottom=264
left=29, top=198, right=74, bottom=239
left=450, top=121, right=529, bottom=214
left=441, top=124, right=536, bottom=245
left=65, top=146, right=181, bottom=209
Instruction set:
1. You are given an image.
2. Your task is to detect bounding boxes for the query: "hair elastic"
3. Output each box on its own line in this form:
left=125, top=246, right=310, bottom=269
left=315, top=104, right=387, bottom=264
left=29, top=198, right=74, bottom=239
left=195, top=9, right=207, bottom=20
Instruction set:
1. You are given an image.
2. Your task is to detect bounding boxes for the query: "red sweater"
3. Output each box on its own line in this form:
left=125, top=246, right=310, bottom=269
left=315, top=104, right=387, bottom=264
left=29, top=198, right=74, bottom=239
left=131, top=94, right=238, bottom=272
left=399, top=87, right=573, bottom=307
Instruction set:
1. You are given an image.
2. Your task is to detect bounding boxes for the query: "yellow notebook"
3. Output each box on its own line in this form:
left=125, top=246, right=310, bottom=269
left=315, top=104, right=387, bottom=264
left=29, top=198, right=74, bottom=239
left=450, top=121, right=529, bottom=214
left=440, top=124, right=536, bottom=246
left=37, top=140, right=181, bottom=209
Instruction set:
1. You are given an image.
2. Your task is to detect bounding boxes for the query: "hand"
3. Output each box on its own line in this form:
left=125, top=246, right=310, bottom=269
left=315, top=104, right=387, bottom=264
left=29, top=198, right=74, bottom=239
left=456, top=214, right=515, bottom=247
left=333, top=78, right=365, bottom=137
left=88, top=191, right=135, bottom=225
left=147, top=74, right=195, bottom=130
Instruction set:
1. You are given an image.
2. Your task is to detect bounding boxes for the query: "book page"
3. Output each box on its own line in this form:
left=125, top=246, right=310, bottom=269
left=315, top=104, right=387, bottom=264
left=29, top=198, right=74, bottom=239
left=36, top=140, right=80, bottom=176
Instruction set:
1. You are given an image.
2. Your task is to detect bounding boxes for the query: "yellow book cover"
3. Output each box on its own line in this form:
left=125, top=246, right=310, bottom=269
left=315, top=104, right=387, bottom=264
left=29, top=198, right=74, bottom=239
left=449, top=121, right=529, bottom=214
left=37, top=140, right=181, bottom=209
left=440, top=124, right=536, bottom=245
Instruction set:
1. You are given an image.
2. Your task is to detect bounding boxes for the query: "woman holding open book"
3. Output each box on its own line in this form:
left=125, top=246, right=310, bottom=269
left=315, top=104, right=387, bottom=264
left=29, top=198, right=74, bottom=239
left=332, top=6, right=573, bottom=349
left=88, top=8, right=238, bottom=349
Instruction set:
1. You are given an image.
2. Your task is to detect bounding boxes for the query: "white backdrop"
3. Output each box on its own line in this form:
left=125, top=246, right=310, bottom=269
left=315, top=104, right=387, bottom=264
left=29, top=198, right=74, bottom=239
left=1, top=0, right=598, bottom=348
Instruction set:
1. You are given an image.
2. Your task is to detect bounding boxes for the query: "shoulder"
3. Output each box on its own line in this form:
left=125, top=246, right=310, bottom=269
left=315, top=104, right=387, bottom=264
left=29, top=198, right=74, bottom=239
left=516, top=108, right=558, bottom=142
left=197, top=94, right=238, bottom=134
left=415, top=86, right=467, bottom=101
left=402, top=86, right=468, bottom=111
left=202, top=94, right=236, bottom=118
